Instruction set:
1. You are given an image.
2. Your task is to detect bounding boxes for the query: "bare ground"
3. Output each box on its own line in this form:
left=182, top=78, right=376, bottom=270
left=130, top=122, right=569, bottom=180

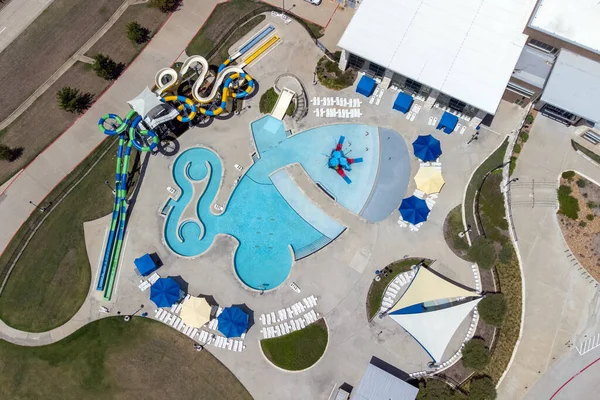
left=86, top=3, right=170, bottom=65
left=0, top=0, right=122, bottom=122
left=0, top=62, right=109, bottom=184
left=558, top=175, right=600, bottom=281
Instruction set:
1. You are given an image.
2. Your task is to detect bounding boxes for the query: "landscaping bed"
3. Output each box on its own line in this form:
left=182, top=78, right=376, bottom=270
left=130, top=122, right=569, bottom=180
left=0, top=62, right=110, bottom=185
left=0, top=317, right=252, bottom=399
left=259, top=87, right=294, bottom=116
left=208, top=15, right=266, bottom=66
left=85, top=3, right=170, bottom=65
left=316, top=55, right=356, bottom=91
left=261, top=319, right=328, bottom=371
left=365, top=258, right=432, bottom=321
left=0, top=0, right=122, bottom=122
left=558, top=172, right=600, bottom=280
left=0, top=138, right=138, bottom=332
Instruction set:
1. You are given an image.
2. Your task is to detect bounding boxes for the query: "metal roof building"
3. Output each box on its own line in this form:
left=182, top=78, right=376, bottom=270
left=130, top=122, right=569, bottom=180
left=350, top=364, right=419, bottom=400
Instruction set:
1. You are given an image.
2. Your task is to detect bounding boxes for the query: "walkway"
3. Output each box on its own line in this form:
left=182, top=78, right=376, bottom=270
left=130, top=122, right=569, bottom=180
left=498, top=116, right=600, bottom=399
left=0, top=0, right=223, bottom=257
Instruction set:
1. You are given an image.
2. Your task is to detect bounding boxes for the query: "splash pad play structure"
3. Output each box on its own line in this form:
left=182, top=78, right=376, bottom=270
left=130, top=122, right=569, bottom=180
left=94, top=24, right=280, bottom=300
left=328, top=136, right=363, bottom=184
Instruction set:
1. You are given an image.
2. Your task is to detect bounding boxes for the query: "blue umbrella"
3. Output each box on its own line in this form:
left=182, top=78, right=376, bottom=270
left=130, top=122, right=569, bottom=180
left=150, top=277, right=181, bottom=308
left=399, top=196, right=430, bottom=225
left=218, top=306, right=249, bottom=338
left=412, top=135, right=442, bottom=162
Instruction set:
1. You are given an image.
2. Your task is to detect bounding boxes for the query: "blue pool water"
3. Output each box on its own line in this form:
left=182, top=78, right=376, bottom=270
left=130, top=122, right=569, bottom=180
left=164, top=147, right=324, bottom=290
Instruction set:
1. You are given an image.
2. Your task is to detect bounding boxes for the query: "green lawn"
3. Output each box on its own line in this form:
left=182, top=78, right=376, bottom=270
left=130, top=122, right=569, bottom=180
left=209, top=15, right=266, bottom=66
left=261, top=319, right=328, bottom=371
left=0, top=317, right=253, bottom=400
left=186, top=0, right=264, bottom=57
left=464, top=138, right=508, bottom=238
left=0, top=139, right=133, bottom=332
left=366, top=258, right=431, bottom=320
left=443, top=205, right=470, bottom=259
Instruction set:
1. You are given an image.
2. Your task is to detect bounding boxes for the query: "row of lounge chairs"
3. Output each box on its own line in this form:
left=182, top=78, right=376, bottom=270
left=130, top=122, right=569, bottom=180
left=369, top=87, right=385, bottom=105
left=260, top=296, right=318, bottom=325
left=434, top=103, right=472, bottom=121
left=405, top=104, right=421, bottom=122
left=155, top=307, right=200, bottom=340
left=379, top=271, right=416, bottom=313
left=261, top=310, right=320, bottom=339
left=311, top=97, right=362, bottom=108
left=313, top=108, right=362, bottom=118
left=200, top=332, right=246, bottom=351
left=138, top=272, right=161, bottom=292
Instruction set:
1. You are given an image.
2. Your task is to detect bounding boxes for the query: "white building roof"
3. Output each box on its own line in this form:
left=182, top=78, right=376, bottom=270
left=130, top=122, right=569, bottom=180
left=541, top=50, right=600, bottom=123
left=390, top=298, right=482, bottom=362
left=529, top=0, right=600, bottom=55
left=338, top=0, right=536, bottom=115
left=350, top=364, right=419, bottom=400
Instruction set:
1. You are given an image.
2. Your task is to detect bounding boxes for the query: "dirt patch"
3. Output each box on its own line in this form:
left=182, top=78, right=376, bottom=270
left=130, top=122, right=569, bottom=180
left=0, top=0, right=122, bottom=122
left=0, top=62, right=109, bottom=184
left=558, top=174, right=600, bottom=280
left=86, top=4, right=170, bottom=65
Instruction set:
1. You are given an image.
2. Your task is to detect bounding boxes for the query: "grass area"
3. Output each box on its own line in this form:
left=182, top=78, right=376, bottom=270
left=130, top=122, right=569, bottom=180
left=85, top=3, right=170, bottom=65
left=464, top=138, right=508, bottom=238
left=443, top=205, right=470, bottom=259
left=0, top=0, right=121, bottom=122
left=366, top=258, right=432, bottom=321
left=261, top=319, right=328, bottom=371
left=259, top=87, right=294, bottom=116
left=477, top=173, right=522, bottom=382
left=302, top=19, right=324, bottom=39
left=316, top=55, right=356, bottom=90
left=572, top=139, right=600, bottom=165
left=0, top=139, right=132, bottom=332
left=0, top=62, right=109, bottom=185
left=208, top=15, right=266, bottom=66
left=558, top=185, right=579, bottom=219
left=0, top=317, right=252, bottom=399
left=186, top=0, right=264, bottom=57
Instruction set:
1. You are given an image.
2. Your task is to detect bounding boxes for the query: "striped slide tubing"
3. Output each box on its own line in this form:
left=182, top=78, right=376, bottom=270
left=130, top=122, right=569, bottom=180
left=163, top=95, right=196, bottom=122
left=199, top=73, right=254, bottom=116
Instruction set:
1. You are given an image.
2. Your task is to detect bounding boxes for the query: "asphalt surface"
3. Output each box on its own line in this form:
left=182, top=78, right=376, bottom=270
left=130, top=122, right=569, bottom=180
left=0, top=0, right=54, bottom=54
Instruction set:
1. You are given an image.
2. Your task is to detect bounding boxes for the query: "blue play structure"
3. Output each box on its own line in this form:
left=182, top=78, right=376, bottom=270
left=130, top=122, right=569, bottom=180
left=412, top=135, right=442, bottom=162
left=328, top=136, right=363, bottom=184
left=218, top=306, right=249, bottom=338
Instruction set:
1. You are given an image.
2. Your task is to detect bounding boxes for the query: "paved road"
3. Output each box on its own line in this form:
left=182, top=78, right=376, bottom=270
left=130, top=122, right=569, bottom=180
left=0, top=0, right=223, bottom=257
left=497, top=116, right=600, bottom=399
left=0, top=0, right=54, bottom=54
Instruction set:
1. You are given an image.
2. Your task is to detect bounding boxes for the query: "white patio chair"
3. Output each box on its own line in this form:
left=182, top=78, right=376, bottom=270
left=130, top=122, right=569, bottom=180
left=460, top=125, right=467, bottom=135
left=410, top=113, right=416, bottom=121
left=405, top=111, right=412, bottom=120
left=413, top=189, right=425, bottom=198
left=290, top=319, right=297, bottom=331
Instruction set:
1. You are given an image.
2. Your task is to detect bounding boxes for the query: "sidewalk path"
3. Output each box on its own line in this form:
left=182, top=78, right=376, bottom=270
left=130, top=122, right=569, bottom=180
left=498, top=116, right=600, bottom=399
left=0, top=0, right=222, bottom=256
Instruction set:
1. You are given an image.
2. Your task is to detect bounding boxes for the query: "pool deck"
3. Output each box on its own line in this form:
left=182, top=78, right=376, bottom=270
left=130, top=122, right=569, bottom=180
left=0, top=12, right=528, bottom=400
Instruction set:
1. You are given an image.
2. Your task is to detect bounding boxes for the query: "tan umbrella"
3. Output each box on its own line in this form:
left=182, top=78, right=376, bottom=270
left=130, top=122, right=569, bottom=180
left=414, top=166, right=445, bottom=194
left=180, top=296, right=211, bottom=328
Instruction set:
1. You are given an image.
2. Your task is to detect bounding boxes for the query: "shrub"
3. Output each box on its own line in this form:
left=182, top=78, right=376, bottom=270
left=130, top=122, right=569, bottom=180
left=498, top=245, right=513, bottom=265
left=513, top=143, right=521, bottom=154
left=126, top=21, right=150, bottom=44
left=468, top=237, right=497, bottom=270
left=0, top=144, right=21, bottom=162
left=333, top=50, right=341, bottom=62
left=149, top=0, right=181, bottom=13
left=509, top=156, right=517, bottom=176
left=577, top=178, right=586, bottom=188
left=416, top=379, right=465, bottom=400
left=587, top=214, right=595, bottom=221
left=462, top=338, right=491, bottom=370
left=520, top=131, right=529, bottom=143
left=92, top=54, right=122, bottom=80
left=325, top=60, right=339, bottom=73
left=525, top=113, right=534, bottom=125
left=468, top=376, right=497, bottom=400
left=316, top=56, right=356, bottom=90
left=259, top=87, right=279, bottom=114
left=579, top=221, right=587, bottom=227
left=56, top=87, right=92, bottom=114
left=557, top=185, right=579, bottom=219
left=588, top=201, right=597, bottom=209
left=478, top=293, right=507, bottom=326
left=286, top=101, right=295, bottom=117
left=562, top=170, right=575, bottom=180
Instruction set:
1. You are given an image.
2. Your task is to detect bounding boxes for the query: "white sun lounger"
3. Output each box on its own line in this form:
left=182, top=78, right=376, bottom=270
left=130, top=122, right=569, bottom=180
left=460, top=125, right=467, bottom=135
left=270, top=312, right=277, bottom=323
left=390, top=283, right=401, bottom=291
left=298, top=318, right=306, bottom=329
left=227, top=339, right=233, bottom=350
left=155, top=309, right=165, bottom=320
left=266, top=313, right=271, bottom=325
left=290, top=319, right=297, bottom=331
left=302, top=298, right=311, bottom=308
left=170, top=317, right=180, bottom=327
left=274, top=325, right=281, bottom=337
left=286, top=307, right=294, bottom=319
left=260, top=314, right=266, bottom=325
left=410, top=113, right=416, bottom=121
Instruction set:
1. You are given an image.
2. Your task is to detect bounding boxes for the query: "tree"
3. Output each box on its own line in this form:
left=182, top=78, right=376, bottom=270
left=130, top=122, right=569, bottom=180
left=468, top=237, right=496, bottom=270
left=56, top=87, right=92, bottom=114
left=417, top=379, right=465, bottom=400
left=149, top=0, right=181, bottom=13
left=0, top=144, right=20, bottom=162
left=462, top=339, right=491, bottom=370
left=468, top=376, right=497, bottom=400
left=92, top=54, right=121, bottom=80
left=478, top=294, right=507, bottom=327
left=126, top=21, right=149, bottom=44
